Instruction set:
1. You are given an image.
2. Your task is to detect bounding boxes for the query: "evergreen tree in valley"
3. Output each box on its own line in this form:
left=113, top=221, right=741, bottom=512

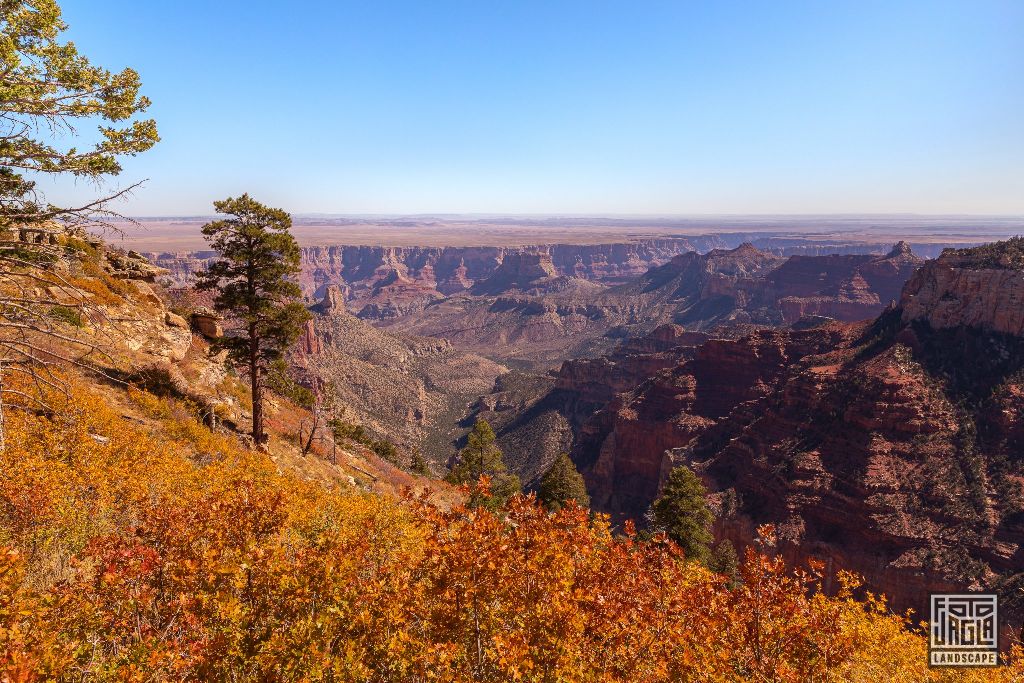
left=649, top=465, right=714, bottom=564
left=409, top=448, right=431, bottom=476
left=538, top=453, right=590, bottom=512
left=446, top=418, right=521, bottom=510
left=195, top=194, right=311, bottom=448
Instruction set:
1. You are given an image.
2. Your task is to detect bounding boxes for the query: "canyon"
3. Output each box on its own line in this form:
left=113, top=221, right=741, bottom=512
left=534, top=239, right=1024, bottom=626
left=151, top=234, right=929, bottom=472
left=144, top=227, right=1024, bottom=629
left=152, top=238, right=924, bottom=371
left=293, top=284, right=507, bottom=466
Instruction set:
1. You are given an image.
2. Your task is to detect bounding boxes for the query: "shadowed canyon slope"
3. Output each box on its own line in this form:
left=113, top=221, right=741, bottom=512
left=546, top=239, right=1024, bottom=621
left=294, top=285, right=508, bottom=465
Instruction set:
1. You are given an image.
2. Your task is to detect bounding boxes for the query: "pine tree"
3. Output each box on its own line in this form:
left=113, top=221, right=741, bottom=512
left=0, top=0, right=158, bottom=450
left=709, top=539, right=740, bottom=587
left=0, top=0, right=158, bottom=231
left=409, top=448, right=431, bottom=476
left=194, top=195, right=311, bottom=448
left=538, top=453, right=590, bottom=512
left=446, top=418, right=520, bottom=510
left=650, top=465, right=714, bottom=564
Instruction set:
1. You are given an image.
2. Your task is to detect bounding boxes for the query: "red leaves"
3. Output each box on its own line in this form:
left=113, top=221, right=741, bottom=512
left=1, top=376, right=1022, bottom=680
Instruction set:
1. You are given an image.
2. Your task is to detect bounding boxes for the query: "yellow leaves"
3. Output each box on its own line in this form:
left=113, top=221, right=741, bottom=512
left=0, top=373, right=1023, bottom=680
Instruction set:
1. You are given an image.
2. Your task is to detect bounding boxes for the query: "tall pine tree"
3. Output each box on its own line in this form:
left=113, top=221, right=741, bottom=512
left=195, top=194, right=310, bottom=448
left=446, top=418, right=521, bottom=510
left=538, top=453, right=590, bottom=512
left=649, top=465, right=714, bottom=564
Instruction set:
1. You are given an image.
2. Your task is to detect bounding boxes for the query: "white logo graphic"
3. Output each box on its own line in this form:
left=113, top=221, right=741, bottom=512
left=930, top=593, right=999, bottom=667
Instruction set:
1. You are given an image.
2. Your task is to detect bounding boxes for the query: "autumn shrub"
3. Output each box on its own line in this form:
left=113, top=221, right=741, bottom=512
left=0, top=373, right=1022, bottom=681
left=66, top=258, right=133, bottom=305
left=47, top=305, right=83, bottom=328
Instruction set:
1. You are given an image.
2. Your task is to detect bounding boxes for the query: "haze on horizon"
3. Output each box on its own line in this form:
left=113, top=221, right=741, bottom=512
left=43, top=0, right=1024, bottom=217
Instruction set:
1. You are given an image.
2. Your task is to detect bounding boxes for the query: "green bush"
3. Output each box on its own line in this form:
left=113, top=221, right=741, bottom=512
left=49, top=305, right=84, bottom=327
left=328, top=417, right=402, bottom=466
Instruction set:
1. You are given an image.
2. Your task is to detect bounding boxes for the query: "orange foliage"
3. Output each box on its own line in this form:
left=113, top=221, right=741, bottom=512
left=0, top=374, right=1021, bottom=681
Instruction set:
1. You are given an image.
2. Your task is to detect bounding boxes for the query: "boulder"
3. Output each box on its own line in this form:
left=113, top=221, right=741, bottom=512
left=164, top=311, right=189, bottom=328
left=191, top=308, right=224, bottom=339
left=104, top=249, right=169, bottom=282
left=127, top=280, right=164, bottom=308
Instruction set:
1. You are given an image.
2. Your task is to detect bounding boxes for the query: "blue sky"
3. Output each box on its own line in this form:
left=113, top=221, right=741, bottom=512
left=46, top=0, right=1024, bottom=215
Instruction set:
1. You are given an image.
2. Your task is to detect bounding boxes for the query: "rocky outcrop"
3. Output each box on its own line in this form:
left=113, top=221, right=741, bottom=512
left=311, top=283, right=347, bottom=314
left=190, top=308, right=224, bottom=339
left=901, top=238, right=1024, bottom=336
left=767, top=241, right=923, bottom=323
left=470, top=251, right=560, bottom=295
left=104, top=248, right=169, bottom=282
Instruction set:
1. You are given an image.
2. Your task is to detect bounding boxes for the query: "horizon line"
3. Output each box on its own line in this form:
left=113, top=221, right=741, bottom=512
left=116, top=212, right=1024, bottom=221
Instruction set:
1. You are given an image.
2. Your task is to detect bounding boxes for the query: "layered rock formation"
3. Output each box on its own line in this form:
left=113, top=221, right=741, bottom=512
left=471, top=251, right=561, bottom=295
left=901, top=237, right=1024, bottom=336
left=609, top=243, right=786, bottom=327
left=148, top=238, right=712, bottom=295
left=555, top=238, right=1024, bottom=622
left=573, top=326, right=856, bottom=516
left=381, top=243, right=922, bottom=371
left=149, top=239, right=925, bottom=374
left=610, top=241, right=923, bottom=329
left=766, top=241, right=923, bottom=323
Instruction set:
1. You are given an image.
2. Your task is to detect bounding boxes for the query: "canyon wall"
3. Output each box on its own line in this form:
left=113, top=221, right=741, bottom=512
left=557, top=239, right=1024, bottom=622
left=146, top=237, right=718, bottom=294
left=901, top=241, right=1024, bottom=336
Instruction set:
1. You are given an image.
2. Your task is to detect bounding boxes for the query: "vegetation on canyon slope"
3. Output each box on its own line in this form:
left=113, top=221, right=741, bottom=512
left=943, top=236, right=1024, bottom=270
left=445, top=418, right=522, bottom=511
left=2, top=371, right=1023, bottom=681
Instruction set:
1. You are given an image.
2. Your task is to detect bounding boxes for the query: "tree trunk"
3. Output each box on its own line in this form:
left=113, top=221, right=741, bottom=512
left=302, top=411, right=318, bottom=456
left=0, top=360, right=6, bottom=454
left=249, top=333, right=264, bottom=448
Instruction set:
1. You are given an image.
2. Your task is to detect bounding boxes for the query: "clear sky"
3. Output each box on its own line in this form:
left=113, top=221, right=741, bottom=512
left=45, top=0, right=1024, bottom=216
